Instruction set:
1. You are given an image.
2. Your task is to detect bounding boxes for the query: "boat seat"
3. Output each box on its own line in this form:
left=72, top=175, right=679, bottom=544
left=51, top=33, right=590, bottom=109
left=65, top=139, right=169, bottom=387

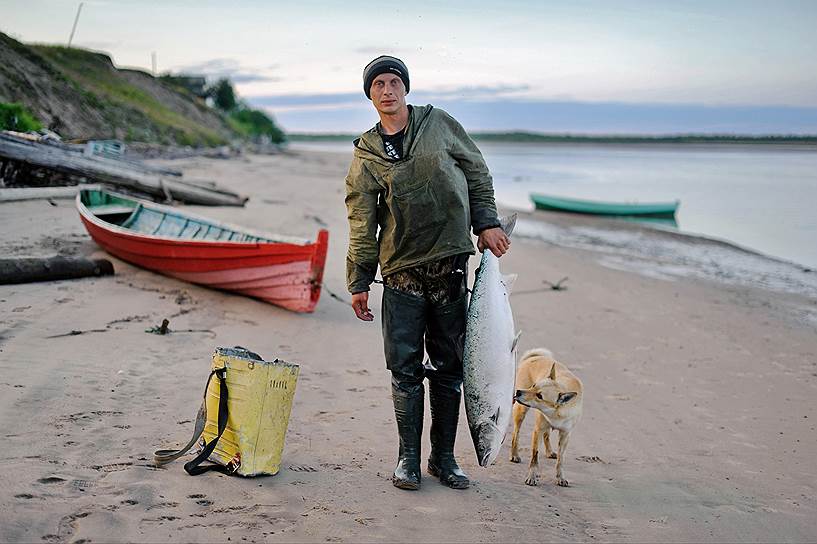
left=89, top=205, right=138, bottom=216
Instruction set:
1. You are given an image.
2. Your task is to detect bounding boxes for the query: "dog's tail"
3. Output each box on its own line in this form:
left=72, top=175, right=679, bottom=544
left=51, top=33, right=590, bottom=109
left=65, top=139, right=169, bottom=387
left=520, top=348, right=554, bottom=361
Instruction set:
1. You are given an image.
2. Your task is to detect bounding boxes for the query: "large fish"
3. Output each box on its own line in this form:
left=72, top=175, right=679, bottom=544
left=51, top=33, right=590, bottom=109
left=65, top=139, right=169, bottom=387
left=463, top=214, right=519, bottom=467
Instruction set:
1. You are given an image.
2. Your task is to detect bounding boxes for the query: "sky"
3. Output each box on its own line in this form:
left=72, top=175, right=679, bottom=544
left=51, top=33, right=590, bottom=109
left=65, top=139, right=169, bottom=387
left=3, top=0, right=817, bottom=133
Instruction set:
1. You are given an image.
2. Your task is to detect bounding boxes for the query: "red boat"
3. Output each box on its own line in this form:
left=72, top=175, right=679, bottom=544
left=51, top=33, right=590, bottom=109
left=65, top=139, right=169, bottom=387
left=77, top=188, right=329, bottom=313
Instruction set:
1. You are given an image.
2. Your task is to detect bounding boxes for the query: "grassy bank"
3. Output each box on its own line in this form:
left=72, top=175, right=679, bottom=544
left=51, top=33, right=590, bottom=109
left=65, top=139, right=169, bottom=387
left=0, top=32, right=288, bottom=146
left=32, top=45, right=227, bottom=146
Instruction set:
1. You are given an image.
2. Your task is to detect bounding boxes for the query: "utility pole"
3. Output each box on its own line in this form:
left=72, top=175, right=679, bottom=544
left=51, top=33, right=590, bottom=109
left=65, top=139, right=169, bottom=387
left=68, top=2, right=84, bottom=47
left=151, top=52, right=157, bottom=76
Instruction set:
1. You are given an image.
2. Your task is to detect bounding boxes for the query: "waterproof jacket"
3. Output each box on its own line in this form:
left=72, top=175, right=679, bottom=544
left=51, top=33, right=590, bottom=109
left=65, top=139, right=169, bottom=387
left=345, top=104, right=499, bottom=293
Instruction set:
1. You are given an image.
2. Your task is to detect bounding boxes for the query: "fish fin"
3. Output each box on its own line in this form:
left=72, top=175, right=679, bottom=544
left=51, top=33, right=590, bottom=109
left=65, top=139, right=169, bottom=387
left=490, top=406, right=500, bottom=424
left=511, top=330, right=522, bottom=353
left=501, top=273, right=518, bottom=293
left=499, top=213, right=518, bottom=237
left=422, top=358, right=438, bottom=372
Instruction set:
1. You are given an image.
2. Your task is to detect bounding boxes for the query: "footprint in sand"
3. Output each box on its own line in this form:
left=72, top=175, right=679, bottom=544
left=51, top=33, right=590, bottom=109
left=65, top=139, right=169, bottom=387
left=71, top=480, right=96, bottom=490
left=146, top=501, right=180, bottom=511
left=187, top=493, right=213, bottom=506
left=57, top=511, right=91, bottom=541
left=289, top=464, right=318, bottom=472
left=37, top=476, right=66, bottom=485
left=90, top=462, right=133, bottom=472
left=576, top=456, right=607, bottom=463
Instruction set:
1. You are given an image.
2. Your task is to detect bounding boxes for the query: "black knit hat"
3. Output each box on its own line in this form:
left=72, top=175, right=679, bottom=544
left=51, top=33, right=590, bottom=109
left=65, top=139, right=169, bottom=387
left=363, top=55, right=410, bottom=99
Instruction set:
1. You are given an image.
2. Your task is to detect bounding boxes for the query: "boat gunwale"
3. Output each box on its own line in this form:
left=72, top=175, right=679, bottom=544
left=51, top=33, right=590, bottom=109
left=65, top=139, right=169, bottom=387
left=530, top=192, right=679, bottom=216
left=77, top=189, right=319, bottom=248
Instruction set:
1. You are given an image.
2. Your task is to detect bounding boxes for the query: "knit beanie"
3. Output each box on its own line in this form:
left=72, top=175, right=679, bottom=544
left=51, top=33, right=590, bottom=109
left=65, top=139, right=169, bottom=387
left=363, top=56, right=410, bottom=99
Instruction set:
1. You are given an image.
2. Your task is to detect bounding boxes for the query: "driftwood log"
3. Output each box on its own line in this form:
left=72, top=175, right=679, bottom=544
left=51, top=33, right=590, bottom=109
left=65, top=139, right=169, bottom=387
left=0, top=185, right=101, bottom=202
left=0, top=256, right=114, bottom=285
left=0, top=133, right=247, bottom=206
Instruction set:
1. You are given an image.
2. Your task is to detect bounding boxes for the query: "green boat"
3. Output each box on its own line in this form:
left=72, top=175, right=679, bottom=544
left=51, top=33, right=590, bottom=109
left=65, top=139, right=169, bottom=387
left=530, top=193, right=679, bottom=218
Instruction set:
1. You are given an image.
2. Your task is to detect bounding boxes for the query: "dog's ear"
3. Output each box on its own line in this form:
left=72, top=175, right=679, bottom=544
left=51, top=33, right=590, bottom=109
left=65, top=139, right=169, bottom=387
left=557, top=391, right=577, bottom=405
left=549, top=363, right=557, bottom=380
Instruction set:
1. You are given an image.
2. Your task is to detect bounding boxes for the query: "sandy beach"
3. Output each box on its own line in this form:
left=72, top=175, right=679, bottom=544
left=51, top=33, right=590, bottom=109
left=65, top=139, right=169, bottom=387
left=1, top=149, right=816, bottom=543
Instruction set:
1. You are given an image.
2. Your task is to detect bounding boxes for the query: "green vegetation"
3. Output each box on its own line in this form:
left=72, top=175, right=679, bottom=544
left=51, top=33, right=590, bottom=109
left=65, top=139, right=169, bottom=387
left=32, top=45, right=226, bottom=146
left=209, top=78, right=238, bottom=112
left=207, top=79, right=286, bottom=144
left=227, top=108, right=286, bottom=143
left=288, top=131, right=817, bottom=145
left=0, top=102, right=42, bottom=131
left=2, top=33, right=287, bottom=146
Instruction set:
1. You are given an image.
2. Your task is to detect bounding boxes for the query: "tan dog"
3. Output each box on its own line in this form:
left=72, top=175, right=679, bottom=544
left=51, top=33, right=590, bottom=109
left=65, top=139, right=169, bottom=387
left=510, top=348, right=583, bottom=487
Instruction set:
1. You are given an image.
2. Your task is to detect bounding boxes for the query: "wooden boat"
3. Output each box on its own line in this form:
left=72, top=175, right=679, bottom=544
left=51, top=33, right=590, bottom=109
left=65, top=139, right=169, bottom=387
left=530, top=193, right=679, bottom=218
left=76, top=188, right=329, bottom=313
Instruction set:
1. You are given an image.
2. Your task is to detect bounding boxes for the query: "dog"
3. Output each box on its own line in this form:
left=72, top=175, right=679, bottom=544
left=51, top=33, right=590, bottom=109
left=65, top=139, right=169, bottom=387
left=510, top=348, right=583, bottom=487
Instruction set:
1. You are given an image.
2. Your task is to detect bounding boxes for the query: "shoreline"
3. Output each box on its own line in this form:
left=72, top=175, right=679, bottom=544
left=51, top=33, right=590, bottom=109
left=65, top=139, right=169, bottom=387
left=1, top=150, right=815, bottom=542
left=288, top=140, right=817, bottom=153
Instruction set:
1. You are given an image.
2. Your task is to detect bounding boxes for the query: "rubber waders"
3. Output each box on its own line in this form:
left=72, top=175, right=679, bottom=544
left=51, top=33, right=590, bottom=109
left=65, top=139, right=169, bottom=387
left=427, top=383, right=470, bottom=489
left=391, top=385, right=423, bottom=489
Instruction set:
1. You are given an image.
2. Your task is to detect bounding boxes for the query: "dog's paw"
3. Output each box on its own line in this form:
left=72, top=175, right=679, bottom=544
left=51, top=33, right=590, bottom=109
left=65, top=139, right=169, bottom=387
left=556, top=477, right=570, bottom=487
left=524, top=473, right=539, bottom=486
left=509, top=454, right=521, bottom=463
left=547, top=452, right=558, bottom=459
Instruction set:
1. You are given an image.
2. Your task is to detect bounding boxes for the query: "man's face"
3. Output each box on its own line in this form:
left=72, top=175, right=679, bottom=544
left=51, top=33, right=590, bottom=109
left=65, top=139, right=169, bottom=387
left=370, top=73, right=406, bottom=115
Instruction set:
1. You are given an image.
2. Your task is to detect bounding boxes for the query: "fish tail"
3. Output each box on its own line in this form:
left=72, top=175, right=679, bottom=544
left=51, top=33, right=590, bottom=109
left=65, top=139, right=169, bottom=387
left=499, top=213, right=517, bottom=237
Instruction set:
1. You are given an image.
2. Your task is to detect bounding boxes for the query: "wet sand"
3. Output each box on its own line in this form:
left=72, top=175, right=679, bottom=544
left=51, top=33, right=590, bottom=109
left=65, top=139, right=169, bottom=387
left=1, top=150, right=816, bottom=542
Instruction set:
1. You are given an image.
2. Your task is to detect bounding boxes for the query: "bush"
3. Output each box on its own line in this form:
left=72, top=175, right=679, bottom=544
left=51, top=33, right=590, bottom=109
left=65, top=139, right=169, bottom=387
left=229, top=107, right=286, bottom=144
left=0, top=102, right=43, bottom=132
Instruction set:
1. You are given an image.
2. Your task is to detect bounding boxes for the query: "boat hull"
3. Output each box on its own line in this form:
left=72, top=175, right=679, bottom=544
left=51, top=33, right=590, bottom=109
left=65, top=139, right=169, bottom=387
left=531, top=193, right=678, bottom=218
left=77, top=190, right=328, bottom=313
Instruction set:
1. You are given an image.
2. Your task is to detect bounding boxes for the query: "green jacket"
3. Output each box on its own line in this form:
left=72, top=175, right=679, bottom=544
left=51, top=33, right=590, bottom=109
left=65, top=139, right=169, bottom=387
left=345, top=104, right=499, bottom=293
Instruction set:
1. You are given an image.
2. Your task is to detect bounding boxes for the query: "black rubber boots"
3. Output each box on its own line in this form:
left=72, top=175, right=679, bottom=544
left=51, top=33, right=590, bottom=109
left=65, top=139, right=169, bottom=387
left=383, top=286, right=427, bottom=490
left=391, top=384, right=424, bottom=489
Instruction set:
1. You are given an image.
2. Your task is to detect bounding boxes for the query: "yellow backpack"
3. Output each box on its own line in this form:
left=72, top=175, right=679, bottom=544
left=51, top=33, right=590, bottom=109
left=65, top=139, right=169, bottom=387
left=154, top=347, right=299, bottom=476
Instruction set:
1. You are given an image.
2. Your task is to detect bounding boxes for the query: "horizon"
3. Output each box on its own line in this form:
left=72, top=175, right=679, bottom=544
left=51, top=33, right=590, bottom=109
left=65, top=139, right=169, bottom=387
left=3, top=0, right=817, bottom=134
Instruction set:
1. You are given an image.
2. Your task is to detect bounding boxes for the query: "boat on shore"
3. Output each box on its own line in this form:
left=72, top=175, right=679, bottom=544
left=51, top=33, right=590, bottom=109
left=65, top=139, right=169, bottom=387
left=530, top=193, right=679, bottom=218
left=76, top=188, right=329, bottom=312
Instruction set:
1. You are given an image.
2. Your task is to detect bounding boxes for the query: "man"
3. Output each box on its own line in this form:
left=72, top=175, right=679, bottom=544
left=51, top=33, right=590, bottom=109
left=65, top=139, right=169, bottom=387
left=345, top=55, right=509, bottom=491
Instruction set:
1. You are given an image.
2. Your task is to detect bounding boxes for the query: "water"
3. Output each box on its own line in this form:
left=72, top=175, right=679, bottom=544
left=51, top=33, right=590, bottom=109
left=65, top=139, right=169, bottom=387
left=291, top=141, right=817, bottom=268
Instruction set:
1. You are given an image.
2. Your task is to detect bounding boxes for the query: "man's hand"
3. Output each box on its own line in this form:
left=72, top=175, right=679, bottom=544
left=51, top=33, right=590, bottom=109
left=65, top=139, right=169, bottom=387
left=477, top=227, right=510, bottom=257
left=351, top=291, right=374, bottom=321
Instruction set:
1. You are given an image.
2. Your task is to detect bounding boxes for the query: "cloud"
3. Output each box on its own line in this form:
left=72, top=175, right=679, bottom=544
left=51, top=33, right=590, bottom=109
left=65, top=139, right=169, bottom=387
left=420, top=84, right=531, bottom=101
left=171, top=58, right=280, bottom=84
left=353, top=46, right=412, bottom=55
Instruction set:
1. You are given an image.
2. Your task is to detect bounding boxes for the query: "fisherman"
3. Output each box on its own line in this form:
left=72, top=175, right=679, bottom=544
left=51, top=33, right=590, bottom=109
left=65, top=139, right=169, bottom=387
left=345, top=55, right=509, bottom=490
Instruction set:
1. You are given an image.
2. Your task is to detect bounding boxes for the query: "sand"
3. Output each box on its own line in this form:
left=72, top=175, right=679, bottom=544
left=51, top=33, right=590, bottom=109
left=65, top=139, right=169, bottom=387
left=1, top=149, right=816, bottom=543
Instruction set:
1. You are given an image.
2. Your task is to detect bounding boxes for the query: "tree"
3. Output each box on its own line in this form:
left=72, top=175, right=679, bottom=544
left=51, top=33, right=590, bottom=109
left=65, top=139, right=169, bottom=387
left=209, top=78, right=237, bottom=112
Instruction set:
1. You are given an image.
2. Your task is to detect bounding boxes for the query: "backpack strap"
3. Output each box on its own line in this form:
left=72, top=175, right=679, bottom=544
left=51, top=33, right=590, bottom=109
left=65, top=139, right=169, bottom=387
left=153, top=368, right=228, bottom=473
